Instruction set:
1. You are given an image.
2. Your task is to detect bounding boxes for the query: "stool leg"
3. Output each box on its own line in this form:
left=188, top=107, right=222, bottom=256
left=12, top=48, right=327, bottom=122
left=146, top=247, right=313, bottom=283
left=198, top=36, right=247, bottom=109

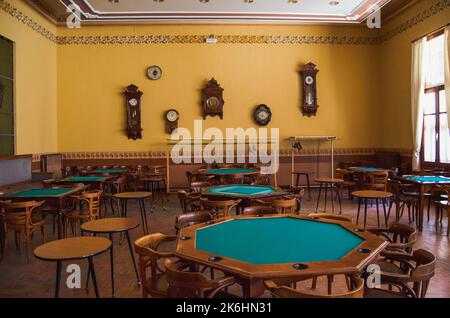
left=109, top=233, right=115, bottom=298
left=356, top=198, right=361, bottom=224
left=125, top=231, right=141, bottom=286
left=330, top=183, right=335, bottom=213
left=383, top=199, right=388, bottom=227
left=364, top=198, right=368, bottom=229
left=324, top=183, right=328, bottom=212
left=336, top=185, right=342, bottom=214
left=305, top=174, right=312, bottom=200
left=139, top=198, right=149, bottom=235
left=88, top=257, right=100, bottom=298
left=376, top=198, right=380, bottom=227
left=315, top=183, right=323, bottom=213
left=55, top=260, right=62, bottom=298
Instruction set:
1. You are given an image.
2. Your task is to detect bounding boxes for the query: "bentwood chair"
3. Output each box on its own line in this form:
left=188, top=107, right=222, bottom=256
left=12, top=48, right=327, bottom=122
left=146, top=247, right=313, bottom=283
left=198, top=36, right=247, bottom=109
left=364, top=249, right=435, bottom=298
left=368, top=171, right=389, bottom=191
left=271, top=198, right=297, bottom=214
left=174, top=211, right=213, bottom=234
left=102, top=176, right=128, bottom=216
left=165, top=259, right=237, bottom=298
left=200, top=198, right=241, bottom=218
left=177, top=190, right=201, bottom=213
left=367, top=223, right=417, bottom=254
left=0, top=200, right=46, bottom=262
left=264, top=275, right=364, bottom=298
left=335, top=169, right=357, bottom=199
left=242, top=206, right=278, bottom=216
left=66, top=190, right=102, bottom=236
left=190, top=181, right=212, bottom=193
left=134, top=233, right=177, bottom=298
left=387, top=180, right=418, bottom=224
left=433, top=187, right=449, bottom=235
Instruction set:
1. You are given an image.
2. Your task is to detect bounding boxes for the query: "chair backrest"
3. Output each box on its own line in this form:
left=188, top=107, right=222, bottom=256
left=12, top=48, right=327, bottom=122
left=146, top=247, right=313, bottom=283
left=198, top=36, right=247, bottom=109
left=389, top=223, right=417, bottom=253
left=165, top=259, right=215, bottom=298
left=178, top=190, right=192, bottom=214
left=264, top=275, right=364, bottom=298
left=369, top=171, right=388, bottom=190
left=271, top=198, right=297, bottom=214
left=78, top=190, right=102, bottom=220
left=190, top=181, right=211, bottom=193
left=409, top=249, right=436, bottom=298
left=242, top=206, right=278, bottom=216
left=335, top=168, right=351, bottom=181
left=251, top=174, right=272, bottom=186
left=175, top=211, right=212, bottom=231
left=200, top=198, right=240, bottom=217
left=41, top=179, right=55, bottom=189
left=312, top=213, right=353, bottom=223
left=0, top=200, right=45, bottom=230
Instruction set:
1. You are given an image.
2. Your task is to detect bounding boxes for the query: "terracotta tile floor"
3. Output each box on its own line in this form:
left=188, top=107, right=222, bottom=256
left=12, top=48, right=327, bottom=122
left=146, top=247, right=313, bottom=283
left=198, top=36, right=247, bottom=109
left=0, top=190, right=448, bottom=298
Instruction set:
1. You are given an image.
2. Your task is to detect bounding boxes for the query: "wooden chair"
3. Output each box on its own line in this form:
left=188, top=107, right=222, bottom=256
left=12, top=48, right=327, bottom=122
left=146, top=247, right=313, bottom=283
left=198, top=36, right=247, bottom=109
left=264, top=275, right=364, bottom=298
left=387, top=179, right=418, bottom=224
left=165, top=258, right=237, bottom=298
left=251, top=174, right=272, bottom=186
left=364, top=249, right=435, bottom=298
left=178, top=190, right=201, bottom=213
left=271, top=198, right=297, bottom=214
left=310, top=213, right=353, bottom=223
left=367, top=223, right=417, bottom=254
left=0, top=200, right=46, bottom=262
left=200, top=198, right=240, bottom=218
left=335, top=168, right=357, bottom=199
left=433, top=187, right=449, bottom=235
left=66, top=190, right=102, bottom=236
left=134, top=233, right=177, bottom=298
left=174, top=211, right=213, bottom=233
left=190, top=181, right=211, bottom=193
left=242, top=206, right=278, bottom=216
left=368, top=171, right=389, bottom=191
left=102, top=176, right=128, bottom=216
left=283, top=186, right=305, bottom=213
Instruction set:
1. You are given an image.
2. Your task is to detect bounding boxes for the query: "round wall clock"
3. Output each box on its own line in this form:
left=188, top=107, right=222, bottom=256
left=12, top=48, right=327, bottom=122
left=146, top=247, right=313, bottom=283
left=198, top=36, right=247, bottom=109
left=254, top=104, right=272, bottom=126
left=166, top=109, right=179, bottom=122
left=129, top=98, right=138, bottom=107
left=147, top=66, right=162, bottom=80
left=206, top=96, right=220, bottom=109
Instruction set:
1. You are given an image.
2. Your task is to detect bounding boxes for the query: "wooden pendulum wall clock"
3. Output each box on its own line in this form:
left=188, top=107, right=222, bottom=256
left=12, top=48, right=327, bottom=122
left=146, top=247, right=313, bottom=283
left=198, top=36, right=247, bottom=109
left=123, top=84, right=143, bottom=140
left=299, top=63, right=319, bottom=117
left=202, top=78, right=224, bottom=120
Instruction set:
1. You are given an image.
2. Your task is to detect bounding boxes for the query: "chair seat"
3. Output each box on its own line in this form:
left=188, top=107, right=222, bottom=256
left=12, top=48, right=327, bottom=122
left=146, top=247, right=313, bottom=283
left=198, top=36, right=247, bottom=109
left=364, top=288, right=409, bottom=298
left=376, top=260, right=405, bottom=275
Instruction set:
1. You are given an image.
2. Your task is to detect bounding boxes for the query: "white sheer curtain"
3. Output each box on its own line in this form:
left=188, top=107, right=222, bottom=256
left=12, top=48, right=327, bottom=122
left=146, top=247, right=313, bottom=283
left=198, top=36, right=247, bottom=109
left=445, top=26, right=450, bottom=130
left=411, top=38, right=426, bottom=171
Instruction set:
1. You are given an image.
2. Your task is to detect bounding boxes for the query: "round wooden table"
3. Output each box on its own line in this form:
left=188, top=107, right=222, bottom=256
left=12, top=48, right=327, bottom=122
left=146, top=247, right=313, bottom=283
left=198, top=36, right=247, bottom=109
left=34, top=237, right=111, bottom=298
left=113, top=192, right=152, bottom=235
left=315, top=178, right=344, bottom=214
left=81, top=218, right=140, bottom=297
left=352, top=190, right=393, bottom=229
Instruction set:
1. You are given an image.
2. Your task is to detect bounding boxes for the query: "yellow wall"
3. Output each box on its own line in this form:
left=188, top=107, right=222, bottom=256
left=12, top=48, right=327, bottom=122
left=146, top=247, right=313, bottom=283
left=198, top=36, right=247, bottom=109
left=57, top=25, right=381, bottom=152
left=379, top=0, right=450, bottom=150
left=0, top=0, right=58, bottom=155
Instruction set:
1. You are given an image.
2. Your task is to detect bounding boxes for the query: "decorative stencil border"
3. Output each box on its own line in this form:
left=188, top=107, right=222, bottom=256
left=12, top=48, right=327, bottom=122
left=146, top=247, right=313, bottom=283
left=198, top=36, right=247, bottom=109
left=1, top=0, right=448, bottom=46
left=0, top=0, right=57, bottom=43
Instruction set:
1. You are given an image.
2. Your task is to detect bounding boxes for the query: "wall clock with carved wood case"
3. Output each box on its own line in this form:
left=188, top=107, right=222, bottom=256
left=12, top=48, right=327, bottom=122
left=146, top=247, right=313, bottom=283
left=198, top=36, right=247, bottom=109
left=202, top=78, right=224, bottom=120
left=165, top=109, right=179, bottom=134
left=123, top=84, right=143, bottom=140
left=299, top=63, right=319, bottom=117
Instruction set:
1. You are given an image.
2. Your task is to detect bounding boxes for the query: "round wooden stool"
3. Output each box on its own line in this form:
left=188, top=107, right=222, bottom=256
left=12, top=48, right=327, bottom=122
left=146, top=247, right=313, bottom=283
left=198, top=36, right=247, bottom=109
left=352, top=190, right=393, bottom=228
left=81, top=218, right=140, bottom=297
left=315, top=178, right=344, bottom=214
left=34, top=237, right=111, bottom=298
left=113, top=192, right=152, bottom=235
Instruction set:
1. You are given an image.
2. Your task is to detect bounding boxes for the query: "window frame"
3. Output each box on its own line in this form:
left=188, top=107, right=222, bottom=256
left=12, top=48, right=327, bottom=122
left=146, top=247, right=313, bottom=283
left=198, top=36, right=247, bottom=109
left=420, top=29, right=449, bottom=169
left=0, top=34, right=15, bottom=156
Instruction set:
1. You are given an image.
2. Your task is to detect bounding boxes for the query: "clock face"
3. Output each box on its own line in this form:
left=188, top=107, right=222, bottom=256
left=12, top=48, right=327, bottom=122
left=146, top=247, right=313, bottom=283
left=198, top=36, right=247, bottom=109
left=258, top=111, right=269, bottom=121
left=305, top=76, right=314, bottom=85
left=147, top=66, right=162, bottom=80
left=206, top=96, right=220, bottom=110
left=254, top=104, right=272, bottom=126
left=129, top=98, right=138, bottom=107
left=166, top=110, right=179, bottom=122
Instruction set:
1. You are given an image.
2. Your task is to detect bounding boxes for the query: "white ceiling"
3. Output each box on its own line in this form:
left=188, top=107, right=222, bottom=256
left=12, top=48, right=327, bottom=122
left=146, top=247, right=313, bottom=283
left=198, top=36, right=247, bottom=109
left=84, top=0, right=367, bottom=16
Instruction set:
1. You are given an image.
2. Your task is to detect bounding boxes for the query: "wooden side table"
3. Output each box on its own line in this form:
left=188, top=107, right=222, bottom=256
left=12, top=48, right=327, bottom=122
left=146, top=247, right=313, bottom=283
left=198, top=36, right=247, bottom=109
left=34, top=237, right=111, bottom=298
left=113, top=192, right=152, bottom=235
left=315, top=178, right=344, bottom=214
left=81, top=218, right=140, bottom=297
left=352, top=190, right=393, bottom=228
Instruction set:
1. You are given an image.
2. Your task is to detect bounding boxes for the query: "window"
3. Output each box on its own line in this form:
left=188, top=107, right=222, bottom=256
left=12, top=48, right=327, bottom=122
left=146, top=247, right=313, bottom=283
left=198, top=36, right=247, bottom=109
left=422, top=31, right=449, bottom=166
left=0, top=36, right=14, bottom=156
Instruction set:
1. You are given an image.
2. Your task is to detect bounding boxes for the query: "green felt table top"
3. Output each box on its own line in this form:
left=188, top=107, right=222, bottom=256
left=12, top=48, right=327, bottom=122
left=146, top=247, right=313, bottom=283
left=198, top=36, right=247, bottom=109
left=404, top=176, right=450, bottom=184
left=65, top=176, right=105, bottom=182
left=206, top=168, right=257, bottom=175
left=93, top=169, right=126, bottom=173
left=10, top=188, right=76, bottom=197
left=209, top=185, right=276, bottom=196
left=351, top=167, right=384, bottom=172
left=195, top=217, right=364, bottom=264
